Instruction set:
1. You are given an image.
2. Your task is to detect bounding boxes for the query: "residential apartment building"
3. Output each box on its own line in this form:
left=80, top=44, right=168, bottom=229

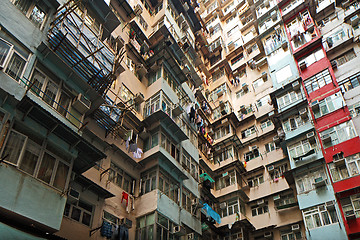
left=0, top=0, right=360, bottom=240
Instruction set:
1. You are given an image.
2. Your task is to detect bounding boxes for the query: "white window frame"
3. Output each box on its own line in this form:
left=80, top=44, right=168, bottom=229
left=295, top=167, right=327, bottom=194
left=320, top=120, right=357, bottom=148
left=313, top=92, right=345, bottom=119
left=303, top=203, right=338, bottom=230
left=277, top=91, right=303, bottom=109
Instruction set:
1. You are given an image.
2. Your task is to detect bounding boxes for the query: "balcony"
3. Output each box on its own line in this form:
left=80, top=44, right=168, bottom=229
left=256, top=0, right=277, bottom=19
left=258, top=12, right=281, bottom=36
left=47, top=2, right=120, bottom=96
left=290, top=148, right=323, bottom=169
left=323, top=25, right=354, bottom=54
left=222, top=0, right=245, bottom=19
left=281, top=0, right=306, bottom=21
left=284, top=121, right=314, bottom=142
left=0, top=164, right=66, bottom=233
left=316, top=0, right=336, bottom=19
left=242, top=29, right=257, bottom=45
left=247, top=177, right=289, bottom=202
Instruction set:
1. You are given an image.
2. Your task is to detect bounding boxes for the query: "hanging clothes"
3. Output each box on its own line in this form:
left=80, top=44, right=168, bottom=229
left=118, top=225, right=129, bottom=240
left=133, top=148, right=143, bottom=159
left=121, top=192, right=129, bottom=206
left=101, top=221, right=113, bottom=238
left=189, top=106, right=196, bottom=122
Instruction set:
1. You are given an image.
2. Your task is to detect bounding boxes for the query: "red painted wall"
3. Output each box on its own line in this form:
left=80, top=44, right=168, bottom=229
left=322, top=137, right=360, bottom=164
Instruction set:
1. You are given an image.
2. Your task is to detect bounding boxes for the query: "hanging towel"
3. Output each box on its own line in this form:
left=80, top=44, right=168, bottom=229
left=133, top=148, right=143, bottom=159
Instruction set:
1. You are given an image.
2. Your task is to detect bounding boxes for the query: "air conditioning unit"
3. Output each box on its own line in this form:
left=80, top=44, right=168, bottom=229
left=134, top=93, right=145, bottom=104
left=242, top=83, right=249, bottom=90
left=299, top=108, right=307, bottom=119
left=187, top=233, right=195, bottom=240
left=299, top=61, right=307, bottom=70
left=345, top=210, right=356, bottom=220
left=217, top=89, right=225, bottom=97
left=220, top=202, right=227, bottom=209
left=273, top=135, right=280, bottom=143
left=292, top=81, right=300, bottom=90
left=326, top=201, right=335, bottom=210
left=120, top=218, right=133, bottom=228
left=267, top=165, right=275, bottom=172
left=271, top=11, right=277, bottom=21
left=262, top=72, right=267, bottom=80
left=291, top=224, right=300, bottom=231
left=313, top=177, right=326, bottom=188
left=172, top=104, right=184, bottom=117
left=134, top=4, right=143, bottom=16
left=321, top=133, right=332, bottom=144
left=264, top=0, right=270, bottom=7
left=306, top=132, right=316, bottom=144
left=255, top=57, right=267, bottom=68
left=257, top=199, right=265, bottom=205
left=273, top=194, right=281, bottom=201
left=342, top=0, right=350, bottom=8
left=240, top=105, right=247, bottom=113
left=264, top=232, right=272, bottom=238
left=248, top=59, right=256, bottom=70
left=173, top=226, right=186, bottom=236
left=219, top=100, right=226, bottom=108
left=281, top=40, right=288, bottom=50
left=351, top=15, right=359, bottom=26
left=311, top=100, right=319, bottom=111
left=68, top=187, right=80, bottom=203
left=72, top=93, right=91, bottom=114
left=331, top=60, right=338, bottom=69
left=228, top=41, right=235, bottom=51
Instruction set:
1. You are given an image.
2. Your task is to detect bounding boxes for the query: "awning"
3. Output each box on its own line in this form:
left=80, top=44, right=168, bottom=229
left=200, top=173, right=215, bottom=183
left=201, top=203, right=221, bottom=224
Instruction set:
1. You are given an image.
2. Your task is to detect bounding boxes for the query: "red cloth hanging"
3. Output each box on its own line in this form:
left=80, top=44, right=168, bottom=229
left=121, top=191, right=129, bottom=206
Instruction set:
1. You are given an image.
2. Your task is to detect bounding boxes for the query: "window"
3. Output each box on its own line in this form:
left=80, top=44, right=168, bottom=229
left=214, top=124, right=232, bottom=140
left=288, top=139, right=315, bottom=161
left=349, top=102, right=360, bottom=118
left=241, top=125, right=256, bottom=138
left=341, top=194, right=360, bottom=219
left=313, top=93, right=345, bottom=118
left=210, top=24, right=221, bottom=36
left=320, top=121, right=356, bottom=148
left=269, top=164, right=287, bottom=180
left=257, top=95, right=271, bottom=108
left=103, top=210, right=120, bottom=225
left=265, top=142, right=276, bottom=152
left=295, top=167, right=327, bottom=194
left=216, top=170, right=237, bottom=190
left=281, top=229, right=302, bottom=240
left=64, top=199, right=94, bottom=227
left=304, top=69, right=332, bottom=94
left=213, top=146, right=236, bottom=164
left=140, top=169, right=157, bottom=195
left=11, top=0, right=50, bottom=29
left=120, top=84, right=134, bottom=102
left=144, top=92, right=172, bottom=118
left=248, top=174, right=264, bottom=187
left=1, top=129, right=71, bottom=191
left=211, top=68, right=225, bottom=82
left=148, top=68, right=162, bottom=86
left=108, top=162, right=134, bottom=193
left=328, top=153, right=360, bottom=182
left=253, top=78, right=265, bottom=89
left=298, top=48, right=325, bottom=67
left=236, top=89, right=247, bottom=98
left=0, top=37, right=28, bottom=81
left=209, top=83, right=230, bottom=101
left=227, top=25, right=239, bottom=38
left=303, top=203, right=338, bottom=229
left=340, top=72, right=360, bottom=92
left=159, top=170, right=180, bottom=204
left=182, top=187, right=197, bottom=215
left=136, top=212, right=156, bottom=240
left=282, top=114, right=307, bottom=132
left=244, top=149, right=260, bottom=161
left=275, top=193, right=297, bottom=210
left=160, top=133, right=180, bottom=162
left=144, top=132, right=159, bottom=152
left=207, top=1, right=218, bottom=14
left=334, top=49, right=356, bottom=67
left=182, top=151, right=199, bottom=180
left=220, top=199, right=239, bottom=218
left=231, top=53, right=244, bottom=65
left=251, top=203, right=268, bottom=216
left=260, top=119, right=272, bottom=130
left=277, top=91, right=303, bottom=109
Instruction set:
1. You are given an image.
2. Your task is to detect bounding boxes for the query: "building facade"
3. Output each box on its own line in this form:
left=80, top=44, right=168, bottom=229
left=0, top=0, right=360, bottom=239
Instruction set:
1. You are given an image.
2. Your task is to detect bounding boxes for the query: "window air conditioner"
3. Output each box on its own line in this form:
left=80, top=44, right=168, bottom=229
left=306, top=132, right=316, bottom=143
left=345, top=210, right=356, bottom=220
left=134, top=4, right=143, bottom=16
left=173, top=226, right=186, bottom=236
left=291, top=224, right=300, bottom=231
left=271, top=11, right=277, bottom=21
left=264, top=231, right=272, bottom=238
left=257, top=199, right=265, bottom=205
left=350, top=15, right=360, bottom=26
left=68, top=187, right=80, bottom=203
left=313, top=177, right=326, bottom=188
left=325, top=201, right=335, bottom=210
left=267, top=165, right=275, bottom=172
left=262, top=71, right=267, bottom=80
left=134, top=93, right=145, bottom=104
left=330, top=60, right=338, bottom=69
left=187, top=233, right=195, bottom=240
left=299, top=108, right=307, bottom=119
left=299, top=61, right=307, bottom=70
left=273, top=194, right=281, bottom=201
left=321, top=133, right=332, bottom=144
left=220, top=202, right=227, bottom=209
left=72, top=93, right=91, bottom=114
left=292, top=81, right=300, bottom=90
left=120, top=218, right=133, bottom=228
left=264, top=0, right=270, bottom=7
left=311, top=100, right=319, bottom=111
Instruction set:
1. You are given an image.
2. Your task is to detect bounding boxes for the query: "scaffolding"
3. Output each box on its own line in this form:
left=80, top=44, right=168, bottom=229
left=48, top=0, right=123, bottom=96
